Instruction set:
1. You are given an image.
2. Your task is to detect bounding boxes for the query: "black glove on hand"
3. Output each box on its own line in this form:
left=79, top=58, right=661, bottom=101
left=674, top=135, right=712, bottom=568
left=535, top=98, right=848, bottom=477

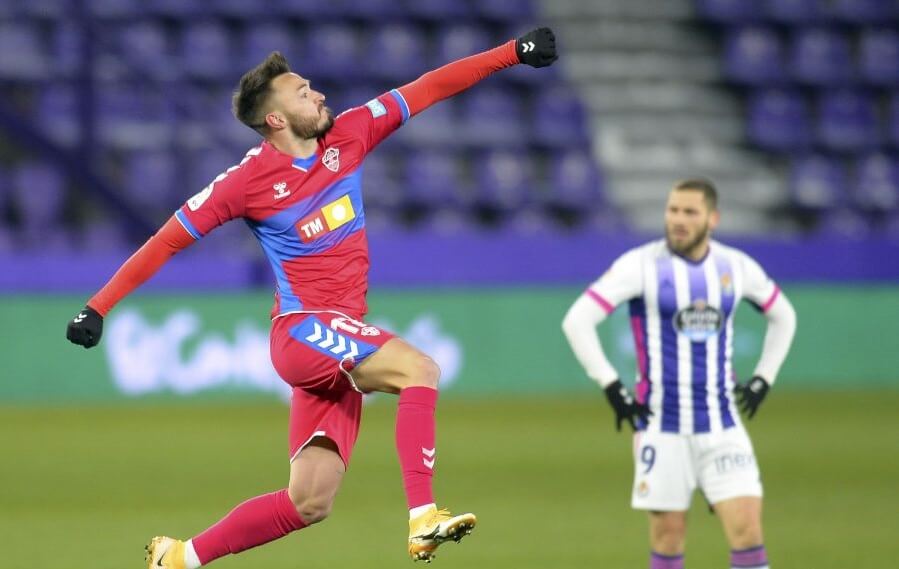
left=516, top=27, right=558, bottom=68
left=603, top=380, right=652, bottom=432
left=66, top=306, right=104, bottom=349
left=735, top=376, right=770, bottom=419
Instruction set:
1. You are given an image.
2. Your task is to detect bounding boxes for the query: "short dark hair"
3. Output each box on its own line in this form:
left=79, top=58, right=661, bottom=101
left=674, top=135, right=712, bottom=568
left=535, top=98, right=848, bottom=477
left=232, top=52, right=291, bottom=134
left=673, top=178, right=718, bottom=210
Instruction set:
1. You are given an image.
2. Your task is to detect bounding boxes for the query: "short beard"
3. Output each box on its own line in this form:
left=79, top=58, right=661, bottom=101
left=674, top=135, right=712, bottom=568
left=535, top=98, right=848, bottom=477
left=666, top=223, right=710, bottom=258
left=288, top=107, right=335, bottom=140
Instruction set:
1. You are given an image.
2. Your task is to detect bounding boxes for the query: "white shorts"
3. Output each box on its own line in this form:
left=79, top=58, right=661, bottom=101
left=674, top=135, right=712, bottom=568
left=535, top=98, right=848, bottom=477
left=630, top=425, right=762, bottom=511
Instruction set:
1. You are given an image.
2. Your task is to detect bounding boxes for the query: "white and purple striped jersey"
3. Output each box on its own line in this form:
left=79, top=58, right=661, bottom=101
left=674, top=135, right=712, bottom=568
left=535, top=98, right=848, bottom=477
left=586, top=239, right=781, bottom=435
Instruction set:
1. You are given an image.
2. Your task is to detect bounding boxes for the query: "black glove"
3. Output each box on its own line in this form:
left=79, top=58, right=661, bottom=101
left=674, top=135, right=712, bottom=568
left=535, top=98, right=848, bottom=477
left=66, top=306, right=104, bottom=349
left=735, top=376, right=770, bottom=419
left=603, top=380, right=652, bottom=432
left=516, top=27, right=558, bottom=68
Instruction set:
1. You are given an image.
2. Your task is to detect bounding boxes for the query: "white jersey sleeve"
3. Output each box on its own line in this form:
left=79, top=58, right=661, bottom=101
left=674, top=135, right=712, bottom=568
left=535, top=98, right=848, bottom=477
left=737, top=251, right=779, bottom=311
left=585, top=248, right=646, bottom=312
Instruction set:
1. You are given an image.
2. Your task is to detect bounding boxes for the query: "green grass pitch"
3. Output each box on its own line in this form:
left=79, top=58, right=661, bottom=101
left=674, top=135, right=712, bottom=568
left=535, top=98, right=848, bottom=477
left=1, top=390, right=896, bottom=568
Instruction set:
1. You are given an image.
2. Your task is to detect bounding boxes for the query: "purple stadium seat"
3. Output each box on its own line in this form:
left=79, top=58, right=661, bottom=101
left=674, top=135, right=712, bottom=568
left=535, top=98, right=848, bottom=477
left=118, top=21, right=176, bottom=81
left=747, top=89, right=811, bottom=151
left=546, top=150, right=604, bottom=210
left=460, top=88, right=525, bottom=146
left=0, top=22, right=48, bottom=79
left=145, top=0, right=200, bottom=16
left=89, top=0, right=141, bottom=17
left=364, top=24, right=427, bottom=82
left=501, top=207, right=560, bottom=235
left=473, top=0, right=534, bottom=22
left=208, top=0, right=268, bottom=17
left=124, top=151, right=180, bottom=213
left=396, top=97, right=458, bottom=147
left=473, top=150, right=535, bottom=212
left=274, top=0, right=343, bottom=18
left=889, top=92, right=899, bottom=147
left=723, top=27, right=786, bottom=85
left=54, top=22, right=82, bottom=76
left=181, top=21, right=232, bottom=80
left=95, top=84, right=176, bottom=150
left=426, top=207, right=482, bottom=236
left=403, top=149, right=465, bottom=209
left=790, top=28, right=854, bottom=86
left=340, top=0, right=404, bottom=20
left=241, top=23, right=296, bottom=72
left=532, top=86, right=590, bottom=147
left=433, top=24, right=492, bottom=66
left=859, top=29, right=899, bottom=87
left=81, top=221, right=128, bottom=253
left=853, top=153, right=899, bottom=212
left=788, top=154, right=848, bottom=210
left=403, top=0, right=471, bottom=20
left=763, top=0, right=825, bottom=23
left=302, top=24, right=362, bottom=81
left=817, top=90, right=880, bottom=153
left=816, top=208, right=872, bottom=238
left=13, top=163, right=65, bottom=229
left=37, top=85, right=81, bottom=146
left=696, top=0, right=761, bottom=23
left=828, top=0, right=898, bottom=23
left=17, top=0, right=74, bottom=17
left=360, top=152, right=404, bottom=214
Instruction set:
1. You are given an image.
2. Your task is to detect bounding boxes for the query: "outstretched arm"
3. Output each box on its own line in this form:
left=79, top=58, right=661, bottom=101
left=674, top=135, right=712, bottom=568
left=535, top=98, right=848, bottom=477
left=65, top=216, right=195, bottom=348
left=397, top=27, right=557, bottom=117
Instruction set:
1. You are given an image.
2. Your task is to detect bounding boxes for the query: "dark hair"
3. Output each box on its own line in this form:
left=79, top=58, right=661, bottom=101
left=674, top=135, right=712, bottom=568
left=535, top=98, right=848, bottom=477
left=232, top=51, right=291, bottom=134
left=673, top=178, right=718, bottom=210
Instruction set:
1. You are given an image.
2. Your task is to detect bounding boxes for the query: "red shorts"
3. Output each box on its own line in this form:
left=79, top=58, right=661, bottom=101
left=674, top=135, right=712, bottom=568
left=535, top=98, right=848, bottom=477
left=270, top=311, right=395, bottom=467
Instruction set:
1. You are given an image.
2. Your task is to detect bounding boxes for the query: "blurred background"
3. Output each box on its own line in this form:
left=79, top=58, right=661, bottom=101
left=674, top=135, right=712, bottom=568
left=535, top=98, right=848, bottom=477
left=0, top=1, right=897, bottom=568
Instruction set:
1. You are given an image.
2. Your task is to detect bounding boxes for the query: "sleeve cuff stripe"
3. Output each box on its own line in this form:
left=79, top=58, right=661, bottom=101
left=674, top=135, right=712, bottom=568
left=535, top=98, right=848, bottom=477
left=389, top=89, right=410, bottom=123
left=586, top=289, right=614, bottom=314
left=761, top=285, right=780, bottom=313
left=175, top=209, right=202, bottom=240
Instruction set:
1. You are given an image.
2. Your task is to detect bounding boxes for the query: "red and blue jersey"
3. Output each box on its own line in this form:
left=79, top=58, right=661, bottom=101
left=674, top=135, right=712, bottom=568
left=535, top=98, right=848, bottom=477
left=174, top=90, right=411, bottom=319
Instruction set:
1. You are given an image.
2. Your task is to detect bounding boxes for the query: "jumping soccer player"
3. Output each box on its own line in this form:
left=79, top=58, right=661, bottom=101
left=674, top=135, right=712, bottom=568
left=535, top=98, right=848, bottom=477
left=562, top=179, right=796, bottom=569
left=66, top=28, right=558, bottom=567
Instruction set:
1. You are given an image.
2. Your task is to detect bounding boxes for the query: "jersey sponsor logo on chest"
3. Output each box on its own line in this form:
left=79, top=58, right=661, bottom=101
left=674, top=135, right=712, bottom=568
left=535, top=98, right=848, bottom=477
left=673, top=299, right=724, bottom=342
left=296, top=194, right=356, bottom=242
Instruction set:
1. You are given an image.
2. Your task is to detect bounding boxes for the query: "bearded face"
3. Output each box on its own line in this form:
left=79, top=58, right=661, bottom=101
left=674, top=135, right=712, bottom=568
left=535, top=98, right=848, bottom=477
left=664, top=189, right=718, bottom=260
left=287, top=106, right=334, bottom=139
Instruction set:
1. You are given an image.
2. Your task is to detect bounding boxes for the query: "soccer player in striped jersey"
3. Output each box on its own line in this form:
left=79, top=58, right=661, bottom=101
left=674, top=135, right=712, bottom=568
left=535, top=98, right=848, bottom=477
left=66, top=29, right=557, bottom=567
left=562, top=179, right=796, bottom=569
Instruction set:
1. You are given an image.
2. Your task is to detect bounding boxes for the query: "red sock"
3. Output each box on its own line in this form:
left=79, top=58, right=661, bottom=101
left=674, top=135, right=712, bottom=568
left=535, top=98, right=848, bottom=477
left=191, top=489, right=306, bottom=564
left=396, top=386, right=438, bottom=509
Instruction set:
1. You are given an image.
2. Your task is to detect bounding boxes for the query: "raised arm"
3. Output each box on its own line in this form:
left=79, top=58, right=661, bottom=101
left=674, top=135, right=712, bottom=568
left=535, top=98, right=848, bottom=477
left=397, top=27, right=557, bottom=117
left=65, top=216, right=195, bottom=348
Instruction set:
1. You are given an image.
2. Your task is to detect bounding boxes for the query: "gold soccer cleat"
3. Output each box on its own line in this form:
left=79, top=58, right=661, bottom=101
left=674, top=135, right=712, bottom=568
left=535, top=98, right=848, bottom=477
left=145, top=536, right=186, bottom=569
left=408, top=506, right=477, bottom=563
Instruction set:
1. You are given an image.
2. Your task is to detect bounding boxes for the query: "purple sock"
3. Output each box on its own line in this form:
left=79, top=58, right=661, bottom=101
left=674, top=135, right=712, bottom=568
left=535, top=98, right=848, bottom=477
left=731, top=545, right=768, bottom=568
left=651, top=551, right=684, bottom=569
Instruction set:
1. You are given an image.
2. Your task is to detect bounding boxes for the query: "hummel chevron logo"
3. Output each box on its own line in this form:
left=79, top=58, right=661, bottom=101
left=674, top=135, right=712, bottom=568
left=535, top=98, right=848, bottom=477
left=521, top=41, right=535, bottom=53
left=73, top=312, right=87, bottom=323
left=422, top=447, right=436, bottom=469
left=304, top=322, right=360, bottom=359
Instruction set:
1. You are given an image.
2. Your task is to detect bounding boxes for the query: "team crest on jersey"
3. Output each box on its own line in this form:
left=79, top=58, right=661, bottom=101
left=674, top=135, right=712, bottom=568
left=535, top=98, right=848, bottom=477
left=322, top=146, right=340, bottom=172
left=673, top=299, right=723, bottom=342
left=361, top=326, right=381, bottom=336
left=720, top=272, right=734, bottom=295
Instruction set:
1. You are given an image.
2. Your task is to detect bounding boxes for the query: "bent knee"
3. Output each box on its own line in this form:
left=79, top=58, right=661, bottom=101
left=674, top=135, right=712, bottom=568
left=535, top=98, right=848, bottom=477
left=288, top=491, right=334, bottom=525
left=411, top=355, right=440, bottom=388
